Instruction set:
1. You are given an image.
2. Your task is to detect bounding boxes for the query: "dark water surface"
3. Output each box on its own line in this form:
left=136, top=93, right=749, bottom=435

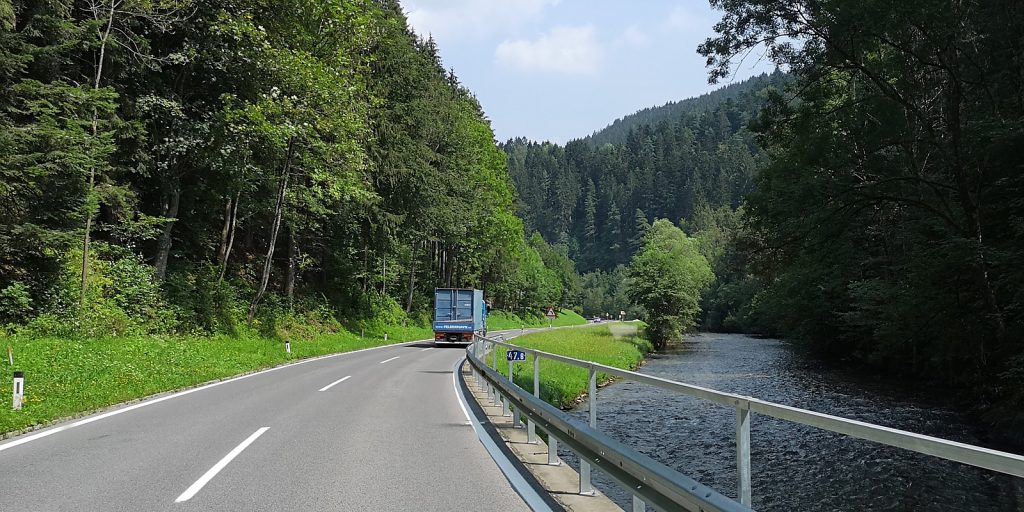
left=558, top=333, right=1023, bottom=511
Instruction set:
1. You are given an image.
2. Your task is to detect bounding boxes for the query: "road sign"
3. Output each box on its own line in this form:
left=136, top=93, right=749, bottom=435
left=546, top=307, right=556, bottom=319
left=506, top=350, right=527, bottom=361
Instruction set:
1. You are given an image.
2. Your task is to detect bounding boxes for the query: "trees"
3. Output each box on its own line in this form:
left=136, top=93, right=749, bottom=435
left=503, top=72, right=778, bottom=275
left=626, top=220, right=713, bottom=350
left=700, top=0, right=1024, bottom=431
left=0, top=0, right=569, bottom=332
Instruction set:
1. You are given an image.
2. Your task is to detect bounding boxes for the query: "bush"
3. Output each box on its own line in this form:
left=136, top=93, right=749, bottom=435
left=19, top=247, right=176, bottom=337
left=164, top=264, right=242, bottom=335
left=274, top=300, right=343, bottom=341
left=0, top=282, right=33, bottom=324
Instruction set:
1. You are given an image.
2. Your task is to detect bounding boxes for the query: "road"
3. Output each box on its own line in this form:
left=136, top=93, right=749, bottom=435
left=0, top=329, right=544, bottom=512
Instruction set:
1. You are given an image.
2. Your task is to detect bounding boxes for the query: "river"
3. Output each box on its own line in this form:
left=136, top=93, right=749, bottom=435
left=559, top=332, right=1023, bottom=511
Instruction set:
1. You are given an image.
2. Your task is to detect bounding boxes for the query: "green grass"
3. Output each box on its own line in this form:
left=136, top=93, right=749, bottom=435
left=487, top=309, right=588, bottom=331
left=0, top=325, right=433, bottom=435
left=487, top=322, right=652, bottom=408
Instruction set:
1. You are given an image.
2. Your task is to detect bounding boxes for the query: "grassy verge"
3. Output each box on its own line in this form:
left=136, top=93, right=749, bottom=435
left=487, top=322, right=651, bottom=408
left=0, top=325, right=432, bottom=435
left=487, top=309, right=588, bottom=331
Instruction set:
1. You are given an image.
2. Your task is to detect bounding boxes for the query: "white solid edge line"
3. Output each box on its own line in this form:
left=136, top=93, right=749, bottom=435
left=0, top=338, right=424, bottom=453
left=175, top=427, right=270, bottom=503
left=318, top=375, right=352, bottom=392
left=379, top=356, right=400, bottom=364
left=420, top=347, right=432, bottom=351
left=451, top=358, right=553, bottom=512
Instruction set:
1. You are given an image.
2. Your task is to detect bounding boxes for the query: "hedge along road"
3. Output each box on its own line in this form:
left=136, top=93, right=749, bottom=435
left=0, top=329, right=548, bottom=511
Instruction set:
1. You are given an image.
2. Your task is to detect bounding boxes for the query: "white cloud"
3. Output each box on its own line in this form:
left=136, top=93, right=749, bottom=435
left=663, top=5, right=711, bottom=32
left=617, top=25, right=652, bottom=48
left=406, top=0, right=560, bottom=41
left=495, top=25, right=602, bottom=75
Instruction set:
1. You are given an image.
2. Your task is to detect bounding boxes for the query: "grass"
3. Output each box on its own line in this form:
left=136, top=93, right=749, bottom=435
left=487, top=309, right=588, bottom=331
left=486, top=322, right=652, bottom=408
left=0, top=324, right=433, bottom=435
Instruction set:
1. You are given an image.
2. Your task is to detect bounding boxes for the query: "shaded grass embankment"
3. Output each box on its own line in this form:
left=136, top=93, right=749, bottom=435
left=486, top=309, right=588, bottom=331
left=0, top=325, right=432, bottom=435
left=488, top=322, right=651, bottom=408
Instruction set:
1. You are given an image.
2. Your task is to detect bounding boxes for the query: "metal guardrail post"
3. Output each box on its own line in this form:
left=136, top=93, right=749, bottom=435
left=472, top=339, right=479, bottom=385
left=633, top=495, right=646, bottom=512
left=580, top=365, right=597, bottom=495
left=736, top=404, right=752, bottom=506
left=548, top=435, right=560, bottom=465
left=490, top=341, right=500, bottom=405
left=509, top=358, right=523, bottom=428
left=527, top=355, right=539, bottom=443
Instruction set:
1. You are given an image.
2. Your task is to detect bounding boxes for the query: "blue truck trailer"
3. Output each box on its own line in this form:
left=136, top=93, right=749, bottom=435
left=433, top=288, right=486, bottom=345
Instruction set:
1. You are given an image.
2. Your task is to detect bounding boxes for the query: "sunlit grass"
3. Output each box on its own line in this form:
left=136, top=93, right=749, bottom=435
left=0, top=325, right=432, bottom=435
left=487, top=309, right=588, bottom=331
left=485, top=323, right=651, bottom=408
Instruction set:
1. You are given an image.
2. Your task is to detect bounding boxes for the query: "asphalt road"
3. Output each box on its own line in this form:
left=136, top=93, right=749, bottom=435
left=0, top=329, right=543, bottom=512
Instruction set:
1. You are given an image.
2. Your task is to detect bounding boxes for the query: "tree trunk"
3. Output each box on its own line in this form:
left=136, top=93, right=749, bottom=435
left=361, top=244, right=368, bottom=294
left=286, top=225, right=296, bottom=310
left=405, top=241, right=418, bottom=314
left=218, top=191, right=240, bottom=282
left=80, top=0, right=117, bottom=309
left=153, top=182, right=180, bottom=282
left=248, top=139, right=294, bottom=324
left=381, top=255, right=387, bottom=295
left=217, top=195, right=233, bottom=267
left=942, top=54, right=1006, bottom=356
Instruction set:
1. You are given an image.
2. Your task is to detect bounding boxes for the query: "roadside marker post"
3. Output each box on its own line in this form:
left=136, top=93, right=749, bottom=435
left=6, top=345, right=11, bottom=366
left=285, top=340, right=291, bottom=354
left=12, top=371, right=23, bottom=411
left=384, top=333, right=388, bottom=342
left=506, top=350, right=528, bottom=428
left=528, top=355, right=539, bottom=443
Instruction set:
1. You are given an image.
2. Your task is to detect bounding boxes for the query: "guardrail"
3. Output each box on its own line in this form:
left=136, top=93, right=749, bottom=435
left=464, top=333, right=1024, bottom=511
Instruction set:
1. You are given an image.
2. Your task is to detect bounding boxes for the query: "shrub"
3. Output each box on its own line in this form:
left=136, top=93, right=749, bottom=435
left=0, top=282, right=33, bottom=324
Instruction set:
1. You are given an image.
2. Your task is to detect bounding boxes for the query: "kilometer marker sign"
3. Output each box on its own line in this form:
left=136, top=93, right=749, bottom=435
left=506, top=350, right=527, bottom=361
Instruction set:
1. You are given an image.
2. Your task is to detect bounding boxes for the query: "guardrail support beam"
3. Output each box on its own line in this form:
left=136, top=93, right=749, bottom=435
left=580, top=459, right=594, bottom=495
left=736, top=404, right=752, bottom=507
left=579, top=365, right=597, bottom=496
left=548, top=434, right=560, bottom=465
left=528, top=355, right=540, bottom=443
left=632, top=495, right=646, bottom=512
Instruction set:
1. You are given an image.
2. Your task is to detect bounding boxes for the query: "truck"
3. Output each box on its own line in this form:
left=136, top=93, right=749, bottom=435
left=433, top=288, right=487, bottom=346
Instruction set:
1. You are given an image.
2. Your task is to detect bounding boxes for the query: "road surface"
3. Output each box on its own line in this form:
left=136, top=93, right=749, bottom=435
left=0, top=329, right=544, bottom=511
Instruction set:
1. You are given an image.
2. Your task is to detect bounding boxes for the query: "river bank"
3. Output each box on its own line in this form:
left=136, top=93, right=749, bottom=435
left=492, top=322, right=651, bottom=408
left=561, top=332, right=1023, bottom=511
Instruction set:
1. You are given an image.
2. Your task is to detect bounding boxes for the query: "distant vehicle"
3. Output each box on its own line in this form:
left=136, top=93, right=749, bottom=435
left=591, top=316, right=603, bottom=323
left=433, top=288, right=487, bottom=346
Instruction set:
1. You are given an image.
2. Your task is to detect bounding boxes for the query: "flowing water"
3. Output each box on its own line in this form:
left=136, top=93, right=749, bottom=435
left=558, top=333, right=1023, bottom=511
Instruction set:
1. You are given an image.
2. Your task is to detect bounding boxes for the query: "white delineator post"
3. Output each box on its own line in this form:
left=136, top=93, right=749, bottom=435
left=12, top=371, right=24, bottom=411
left=285, top=340, right=291, bottom=354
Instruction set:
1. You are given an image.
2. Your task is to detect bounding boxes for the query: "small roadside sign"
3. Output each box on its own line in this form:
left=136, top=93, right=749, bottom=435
left=506, top=350, right=527, bottom=361
left=546, top=307, right=556, bottom=319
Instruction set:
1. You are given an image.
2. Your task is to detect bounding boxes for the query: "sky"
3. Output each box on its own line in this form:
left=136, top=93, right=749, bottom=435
left=403, top=0, right=775, bottom=144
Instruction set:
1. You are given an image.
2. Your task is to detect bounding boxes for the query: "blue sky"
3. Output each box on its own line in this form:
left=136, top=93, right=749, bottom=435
left=403, top=0, right=775, bottom=144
